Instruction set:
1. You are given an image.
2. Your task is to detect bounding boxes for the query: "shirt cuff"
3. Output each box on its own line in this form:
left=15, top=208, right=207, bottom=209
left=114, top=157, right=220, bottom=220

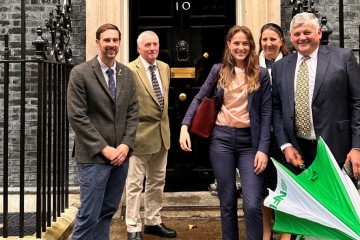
left=281, top=143, right=293, bottom=152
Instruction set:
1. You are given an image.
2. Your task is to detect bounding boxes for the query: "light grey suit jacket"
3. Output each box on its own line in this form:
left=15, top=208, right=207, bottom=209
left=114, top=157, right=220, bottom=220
left=272, top=45, right=360, bottom=163
left=67, top=57, right=139, bottom=163
left=127, top=57, right=171, bottom=154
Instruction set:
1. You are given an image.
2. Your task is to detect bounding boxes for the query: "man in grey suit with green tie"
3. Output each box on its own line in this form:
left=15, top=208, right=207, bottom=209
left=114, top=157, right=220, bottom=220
left=125, top=31, right=176, bottom=240
left=67, top=23, right=139, bottom=240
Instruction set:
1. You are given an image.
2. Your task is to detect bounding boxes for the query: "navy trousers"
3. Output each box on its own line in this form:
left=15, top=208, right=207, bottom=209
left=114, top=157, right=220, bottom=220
left=210, top=125, right=263, bottom=240
left=71, top=161, right=129, bottom=240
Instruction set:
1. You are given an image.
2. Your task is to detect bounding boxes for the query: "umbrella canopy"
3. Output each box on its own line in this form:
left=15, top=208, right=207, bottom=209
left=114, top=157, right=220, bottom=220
left=264, top=137, right=360, bottom=239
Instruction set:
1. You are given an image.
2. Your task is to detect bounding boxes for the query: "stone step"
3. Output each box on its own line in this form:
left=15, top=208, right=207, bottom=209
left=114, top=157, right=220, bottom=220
left=118, top=191, right=244, bottom=219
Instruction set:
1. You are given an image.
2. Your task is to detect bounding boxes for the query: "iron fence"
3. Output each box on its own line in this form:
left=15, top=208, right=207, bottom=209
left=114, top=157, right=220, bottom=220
left=1, top=0, right=73, bottom=237
left=1, top=32, right=72, bottom=238
left=355, top=24, right=360, bottom=63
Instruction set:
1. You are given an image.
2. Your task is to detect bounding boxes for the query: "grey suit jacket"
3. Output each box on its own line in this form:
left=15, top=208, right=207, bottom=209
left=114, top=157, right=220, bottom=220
left=272, top=45, right=360, bottom=163
left=67, top=56, right=139, bottom=163
left=127, top=57, right=171, bottom=154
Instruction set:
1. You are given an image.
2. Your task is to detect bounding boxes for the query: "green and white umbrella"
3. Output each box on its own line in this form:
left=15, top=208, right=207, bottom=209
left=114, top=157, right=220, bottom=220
left=264, top=137, right=360, bottom=239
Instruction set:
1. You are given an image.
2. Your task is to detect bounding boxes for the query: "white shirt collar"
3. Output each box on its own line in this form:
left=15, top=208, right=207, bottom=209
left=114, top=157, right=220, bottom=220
left=297, top=46, right=319, bottom=63
left=97, top=56, right=116, bottom=74
left=259, top=50, right=283, bottom=68
left=139, top=55, right=156, bottom=70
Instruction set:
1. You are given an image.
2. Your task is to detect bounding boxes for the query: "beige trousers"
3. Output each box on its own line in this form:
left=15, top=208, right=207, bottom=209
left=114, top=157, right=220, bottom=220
left=125, top=146, right=168, bottom=232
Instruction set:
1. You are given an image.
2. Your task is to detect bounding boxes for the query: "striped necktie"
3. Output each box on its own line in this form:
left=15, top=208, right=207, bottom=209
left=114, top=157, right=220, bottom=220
left=149, top=65, right=164, bottom=110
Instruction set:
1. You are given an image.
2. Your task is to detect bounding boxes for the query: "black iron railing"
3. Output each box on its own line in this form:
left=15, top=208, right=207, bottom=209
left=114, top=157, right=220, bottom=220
left=1, top=33, right=72, bottom=238
left=355, top=24, right=360, bottom=63
left=1, top=0, right=73, bottom=238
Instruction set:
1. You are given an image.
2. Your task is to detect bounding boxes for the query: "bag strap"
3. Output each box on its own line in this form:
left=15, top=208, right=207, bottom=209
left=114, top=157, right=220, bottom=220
left=206, top=68, right=220, bottom=98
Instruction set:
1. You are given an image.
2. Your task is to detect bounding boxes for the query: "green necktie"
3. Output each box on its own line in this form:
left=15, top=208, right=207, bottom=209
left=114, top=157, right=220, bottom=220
left=295, top=57, right=310, bottom=135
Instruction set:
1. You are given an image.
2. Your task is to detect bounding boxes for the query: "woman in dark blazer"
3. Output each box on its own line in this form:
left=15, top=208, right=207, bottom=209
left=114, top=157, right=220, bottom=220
left=179, top=25, right=272, bottom=240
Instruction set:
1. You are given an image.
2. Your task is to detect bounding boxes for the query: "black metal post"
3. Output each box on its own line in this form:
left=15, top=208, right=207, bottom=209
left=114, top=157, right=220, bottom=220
left=41, top=62, right=47, bottom=231
left=320, top=16, right=333, bottom=46
left=57, top=66, right=62, bottom=218
left=358, top=24, right=360, bottom=61
left=339, top=0, right=344, bottom=48
left=3, top=33, right=10, bottom=239
left=61, top=65, right=66, bottom=213
left=65, top=66, right=70, bottom=209
left=46, top=63, right=53, bottom=227
left=19, top=0, right=26, bottom=236
left=37, top=60, right=45, bottom=236
left=32, top=26, right=46, bottom=238
left=53, top=63, right=58, bottom=222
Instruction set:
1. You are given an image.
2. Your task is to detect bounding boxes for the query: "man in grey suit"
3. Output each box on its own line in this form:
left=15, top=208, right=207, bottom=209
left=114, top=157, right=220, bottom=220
left=272, top=12, right=360, bottom=177
left=273, top=13, right=360, bottom=239
left=67, top=23, right=139, bottom=240
left=125, top=31, right=176, bottom=240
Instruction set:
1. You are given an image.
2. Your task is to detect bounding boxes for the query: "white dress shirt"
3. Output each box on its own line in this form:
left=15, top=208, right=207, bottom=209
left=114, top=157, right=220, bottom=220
left=294, top=47, right=319, bottom=140
left=280, top=47, right=319, bottom=151
left=139, top=56, right=164, bottom=95
left=97, top=56, right=117, bottom=88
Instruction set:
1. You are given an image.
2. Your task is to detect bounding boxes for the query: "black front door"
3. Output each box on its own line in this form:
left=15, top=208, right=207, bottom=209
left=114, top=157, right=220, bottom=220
left=129, top=0, right=236, bottom=191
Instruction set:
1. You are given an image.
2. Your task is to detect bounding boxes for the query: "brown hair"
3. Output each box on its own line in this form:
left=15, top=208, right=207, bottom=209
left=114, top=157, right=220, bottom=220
left=219, top=25, right=260, bottom=93
left=96, top=23, right=121, bottom=40
left=258, top=23, right=289, bottom=56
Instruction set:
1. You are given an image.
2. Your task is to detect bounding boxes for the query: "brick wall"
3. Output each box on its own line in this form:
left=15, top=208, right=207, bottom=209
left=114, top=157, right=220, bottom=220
left=281, top=0, right=360, bottom=62
left=0, top=0, right=86, bottom=63
left=0, top=0, right=85, bottom=189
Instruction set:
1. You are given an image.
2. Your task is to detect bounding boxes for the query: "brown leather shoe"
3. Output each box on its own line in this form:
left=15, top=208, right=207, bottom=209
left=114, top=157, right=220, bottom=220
left=144, top=223, right=177, bottom=238
left=127, top=231, right=143, bottom=240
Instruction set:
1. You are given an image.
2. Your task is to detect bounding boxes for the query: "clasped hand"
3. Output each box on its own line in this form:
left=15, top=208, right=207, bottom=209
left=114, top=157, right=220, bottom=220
left=101, top=144, right=129, bottom=166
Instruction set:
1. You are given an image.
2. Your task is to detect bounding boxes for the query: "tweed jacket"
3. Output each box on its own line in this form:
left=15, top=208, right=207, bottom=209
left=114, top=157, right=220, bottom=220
left=67, top=56, right=139, bottom=163
left=128, top=57, right=171, bottom=154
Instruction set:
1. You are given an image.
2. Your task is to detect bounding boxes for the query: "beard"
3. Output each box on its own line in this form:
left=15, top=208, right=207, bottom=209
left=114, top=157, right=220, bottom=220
left=104, top=46, right=119, bottom=59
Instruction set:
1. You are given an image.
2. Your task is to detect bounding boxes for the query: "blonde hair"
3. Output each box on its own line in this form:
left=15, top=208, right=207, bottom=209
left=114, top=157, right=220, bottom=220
left=218, top=25, right=260, bottom=93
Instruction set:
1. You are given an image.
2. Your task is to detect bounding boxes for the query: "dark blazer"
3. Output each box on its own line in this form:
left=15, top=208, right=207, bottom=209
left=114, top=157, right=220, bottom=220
left=272, top=45, right=360, bottom=163
left=67, top=57, right=139, bottom=163
left=182, top=63, right=272, bottom=154
left=127, top=57, right=171, bottom=154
